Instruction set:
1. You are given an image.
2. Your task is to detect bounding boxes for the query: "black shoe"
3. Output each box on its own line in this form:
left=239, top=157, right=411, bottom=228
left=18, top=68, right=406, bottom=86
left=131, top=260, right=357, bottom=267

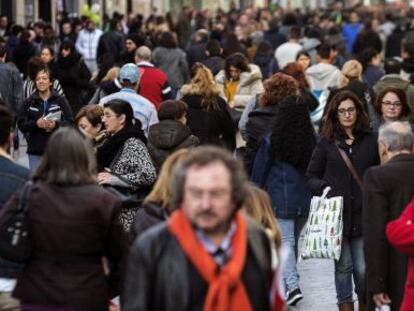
left=286, top=288, right=303, bottom=306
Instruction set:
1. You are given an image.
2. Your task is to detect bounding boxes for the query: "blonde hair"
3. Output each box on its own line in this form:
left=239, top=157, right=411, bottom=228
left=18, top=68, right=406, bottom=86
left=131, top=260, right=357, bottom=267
left=338, top=60, right=363, bottom=88
left=243, top=184, right=282, bottom=248
left=102, top=66, right=120, bottom=82
left=181, top=63, right=220, bottom=110
left=144, top=149, right=191, bottom=209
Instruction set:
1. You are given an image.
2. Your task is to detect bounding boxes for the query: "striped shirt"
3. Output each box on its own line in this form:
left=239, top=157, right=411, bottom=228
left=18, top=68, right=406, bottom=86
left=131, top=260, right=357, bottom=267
left=23, top=79, right=65, bottom=101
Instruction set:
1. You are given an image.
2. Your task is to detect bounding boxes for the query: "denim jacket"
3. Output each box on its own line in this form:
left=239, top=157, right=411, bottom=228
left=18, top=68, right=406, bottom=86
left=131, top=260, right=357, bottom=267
left=250, top=136, right=311, bottom=219
left=0, top=155, right=30, bottom=278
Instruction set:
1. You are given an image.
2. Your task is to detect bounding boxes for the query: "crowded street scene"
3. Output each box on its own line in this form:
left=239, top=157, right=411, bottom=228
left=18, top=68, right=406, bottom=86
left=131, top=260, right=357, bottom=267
left=2, top=0, right=414, bottom=310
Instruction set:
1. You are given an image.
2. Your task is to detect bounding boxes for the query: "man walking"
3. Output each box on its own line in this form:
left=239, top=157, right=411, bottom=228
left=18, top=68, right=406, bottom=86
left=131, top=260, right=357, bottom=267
left=99, top=63, right=158, bottom=136
left=135, top=46, right=171, bottom=109
left=75, top=19, right=102, bottom=74
left=363, top=121, right=414, bottom=311
left=123, top=146, right=274, bottom=311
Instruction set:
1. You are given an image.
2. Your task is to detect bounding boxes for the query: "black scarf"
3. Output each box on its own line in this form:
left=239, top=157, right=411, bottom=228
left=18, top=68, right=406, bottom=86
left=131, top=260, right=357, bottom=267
left=96, top=123, right=147, bottom=170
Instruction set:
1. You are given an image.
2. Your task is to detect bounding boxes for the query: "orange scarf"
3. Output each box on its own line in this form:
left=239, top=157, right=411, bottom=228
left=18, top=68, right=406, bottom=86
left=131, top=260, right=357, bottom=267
left=168, top=210, right=253, bottom=311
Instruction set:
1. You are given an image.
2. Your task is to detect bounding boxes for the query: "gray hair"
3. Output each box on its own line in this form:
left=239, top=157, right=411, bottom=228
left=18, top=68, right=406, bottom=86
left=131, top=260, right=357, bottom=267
left=135, top=46, right=151, bottom=61
left=378, top=121, right=414, bottom=152
left=169, top=146, right=248, bottom=211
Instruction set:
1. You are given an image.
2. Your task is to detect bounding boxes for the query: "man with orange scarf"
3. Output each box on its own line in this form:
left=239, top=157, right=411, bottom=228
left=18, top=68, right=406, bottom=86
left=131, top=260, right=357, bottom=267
left=123, top=146, right=281, bottom=311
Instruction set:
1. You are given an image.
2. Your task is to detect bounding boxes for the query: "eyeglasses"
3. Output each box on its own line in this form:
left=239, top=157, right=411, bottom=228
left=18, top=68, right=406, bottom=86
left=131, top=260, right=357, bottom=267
left=382, top=101, right=402, bottom=108
left=337, top=107, right=356, bottom=115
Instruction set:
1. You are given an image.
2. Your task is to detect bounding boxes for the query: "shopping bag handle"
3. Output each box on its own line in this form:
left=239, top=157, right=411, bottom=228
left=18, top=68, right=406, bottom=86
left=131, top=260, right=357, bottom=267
left=321, top=187, right=331, bottom=200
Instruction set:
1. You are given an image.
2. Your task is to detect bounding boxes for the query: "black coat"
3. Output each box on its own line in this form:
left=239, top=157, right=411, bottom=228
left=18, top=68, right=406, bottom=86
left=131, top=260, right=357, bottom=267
left=182, top=94, right=236, bottom=150
left=244, top=104, right=279, bottom=175
left=202, top=56, right=224, bottom=76
left=12, top=42, right=37, bottom=79
left=147, top=120, right=199, bottom=171
left=4, top=182, right=123, bottom=309
left=122, top=216, right=272, bottom=311
left=186, top=43, right=207, bottom=69
left=54, top=52, right=92, bottom=115
left=129, top=201, right=167, bottom=245
left=97, top=30, right=124, bottom=66
left=363, top=154, right=414, bottom=311
left=17, top=91, right=74, bottom=155
left=306, top=132, right=380, bottom=237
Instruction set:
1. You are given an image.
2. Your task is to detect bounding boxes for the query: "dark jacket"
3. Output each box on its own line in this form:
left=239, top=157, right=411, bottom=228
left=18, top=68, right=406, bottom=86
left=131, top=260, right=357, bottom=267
left=129, top=201, right=167, bottom=244
left=253, top=50, right=278, bottom=79
left=363, top=65, right=385, bottom=88
left=122, top=215, right=272, bottom=311
left=251, top=136, right=311, bottom=219
left=202, top=56, right=224, bottom=76
left=3, top=182, right=123, bottom=309
left=306, top=132, right=379, bottom=237
left=363, top=154, right=414, bottom=311
left=147, top=120, right=199, bottom=171
left=263, top=28, right=286, bottom=51
left=181, top=93, right=236, bottom=150
left=97, top=29, right=124, bottom=66
left=0, top=156, right=30, bottom=279
left=17, top=91, right=74, bottom=155
left=12, top=42, right=36, bottom=79
left=54, top=52, right=92, bottom=115
left=186, top=43, right=207, bottom=69
left=244, top=103, right=279, bottom=174
left=0, top=61, right=23, bottom=113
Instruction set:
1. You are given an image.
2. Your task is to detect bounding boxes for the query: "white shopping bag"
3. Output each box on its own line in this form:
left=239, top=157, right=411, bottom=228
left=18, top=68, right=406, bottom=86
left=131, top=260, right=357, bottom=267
left=301, top=187, right=344, bottom=260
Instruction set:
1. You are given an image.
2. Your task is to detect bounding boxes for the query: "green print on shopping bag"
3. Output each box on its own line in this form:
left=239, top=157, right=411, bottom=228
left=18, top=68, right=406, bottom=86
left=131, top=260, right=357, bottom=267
left=301, top=187, right=344, bottom=260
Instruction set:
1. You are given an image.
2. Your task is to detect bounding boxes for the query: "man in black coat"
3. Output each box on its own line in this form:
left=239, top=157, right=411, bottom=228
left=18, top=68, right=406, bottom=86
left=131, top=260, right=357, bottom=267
left=97, top=18, right=124, bottom=67
left=122, top=147, right=274, bottom=311
left=363, top=121, right=414, bottom=311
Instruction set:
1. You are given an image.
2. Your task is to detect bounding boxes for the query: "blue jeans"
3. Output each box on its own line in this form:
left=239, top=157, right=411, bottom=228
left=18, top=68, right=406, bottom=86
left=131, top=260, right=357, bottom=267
left=278, top=218, right=306, bottom=293
left=335, top=236, right=366, bottom=304
left=28, top=154, right=42, bottom=171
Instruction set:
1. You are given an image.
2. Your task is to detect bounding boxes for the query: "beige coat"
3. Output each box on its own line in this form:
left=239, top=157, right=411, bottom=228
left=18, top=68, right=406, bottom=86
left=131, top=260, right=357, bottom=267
left=215, top=64, right=264, bottom=111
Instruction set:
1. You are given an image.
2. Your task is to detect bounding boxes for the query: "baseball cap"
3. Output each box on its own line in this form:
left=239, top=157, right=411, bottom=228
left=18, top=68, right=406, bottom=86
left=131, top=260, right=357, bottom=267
left=119, top=63, right=140, bottom=84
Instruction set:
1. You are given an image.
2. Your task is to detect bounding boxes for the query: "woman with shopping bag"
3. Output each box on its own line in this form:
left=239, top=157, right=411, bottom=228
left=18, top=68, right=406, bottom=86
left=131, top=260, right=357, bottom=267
left=306, top=90, right=379, bottom=311
left=251, top=95, right=316, bottom=306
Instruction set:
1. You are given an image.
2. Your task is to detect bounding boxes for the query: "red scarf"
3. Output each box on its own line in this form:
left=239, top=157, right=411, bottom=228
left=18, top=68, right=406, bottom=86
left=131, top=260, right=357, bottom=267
left=168, top=210, right=253, bottom=311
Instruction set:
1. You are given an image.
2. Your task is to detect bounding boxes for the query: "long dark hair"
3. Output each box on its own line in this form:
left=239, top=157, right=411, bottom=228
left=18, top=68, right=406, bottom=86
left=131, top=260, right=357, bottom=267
left=33, top=128, right=97, bottom=185
left=224, top=53, right=250, bottom=80
left=270, top=96, right=315, bottom=173
left=321, top=90, right=369, bottom=143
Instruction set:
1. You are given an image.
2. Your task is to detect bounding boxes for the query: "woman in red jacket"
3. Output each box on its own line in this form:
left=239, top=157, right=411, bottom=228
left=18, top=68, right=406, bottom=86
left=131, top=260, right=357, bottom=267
left=386, top=198, right=414, bottom=311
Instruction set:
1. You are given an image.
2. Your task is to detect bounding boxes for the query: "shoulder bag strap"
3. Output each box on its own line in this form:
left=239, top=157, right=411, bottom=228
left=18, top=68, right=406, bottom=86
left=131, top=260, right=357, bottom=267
left=335, top=145, right=363, bottom=190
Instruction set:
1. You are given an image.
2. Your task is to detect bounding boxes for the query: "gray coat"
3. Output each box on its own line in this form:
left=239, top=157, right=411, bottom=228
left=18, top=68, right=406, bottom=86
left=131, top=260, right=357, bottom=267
left=152, top=47, right=190, bottom=89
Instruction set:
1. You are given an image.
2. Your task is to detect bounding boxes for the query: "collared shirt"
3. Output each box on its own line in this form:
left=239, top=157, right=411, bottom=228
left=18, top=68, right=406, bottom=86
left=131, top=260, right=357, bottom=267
left=99, top=88, right=159, bottom=136
left=196, top=222, right=236, bottom=267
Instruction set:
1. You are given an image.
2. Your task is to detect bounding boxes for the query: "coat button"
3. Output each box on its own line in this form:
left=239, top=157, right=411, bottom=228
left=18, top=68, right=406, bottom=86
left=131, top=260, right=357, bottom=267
left=407, top=220, right=412, bottom=225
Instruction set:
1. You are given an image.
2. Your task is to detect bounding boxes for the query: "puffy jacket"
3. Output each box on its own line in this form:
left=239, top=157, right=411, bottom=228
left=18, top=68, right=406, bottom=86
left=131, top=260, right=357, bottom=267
left=306, top=132, right=379, bottom=237
left=251, top=136, right=311, bottom=219
left=17, top=91, right=74, bottom=155
left=75, top=28, right=103, bottom=60
left=147, top=120, right=199, bottom=171
left=216, top=64, right=264, bottom=110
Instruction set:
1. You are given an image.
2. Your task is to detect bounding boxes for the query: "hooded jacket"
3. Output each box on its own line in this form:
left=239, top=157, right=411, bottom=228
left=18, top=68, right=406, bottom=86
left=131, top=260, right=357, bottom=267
left=306, top=63, right=341, bottom=92
left=147, top=120, right=199, bottom=171
left=215, top=64, right=264, bottom=110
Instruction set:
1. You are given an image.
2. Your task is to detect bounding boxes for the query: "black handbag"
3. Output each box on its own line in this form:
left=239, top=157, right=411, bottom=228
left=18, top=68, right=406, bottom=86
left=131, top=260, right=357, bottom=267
left=104, top=185, right=151, bottom=208
left=0, top=181, right=33, bottom=263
